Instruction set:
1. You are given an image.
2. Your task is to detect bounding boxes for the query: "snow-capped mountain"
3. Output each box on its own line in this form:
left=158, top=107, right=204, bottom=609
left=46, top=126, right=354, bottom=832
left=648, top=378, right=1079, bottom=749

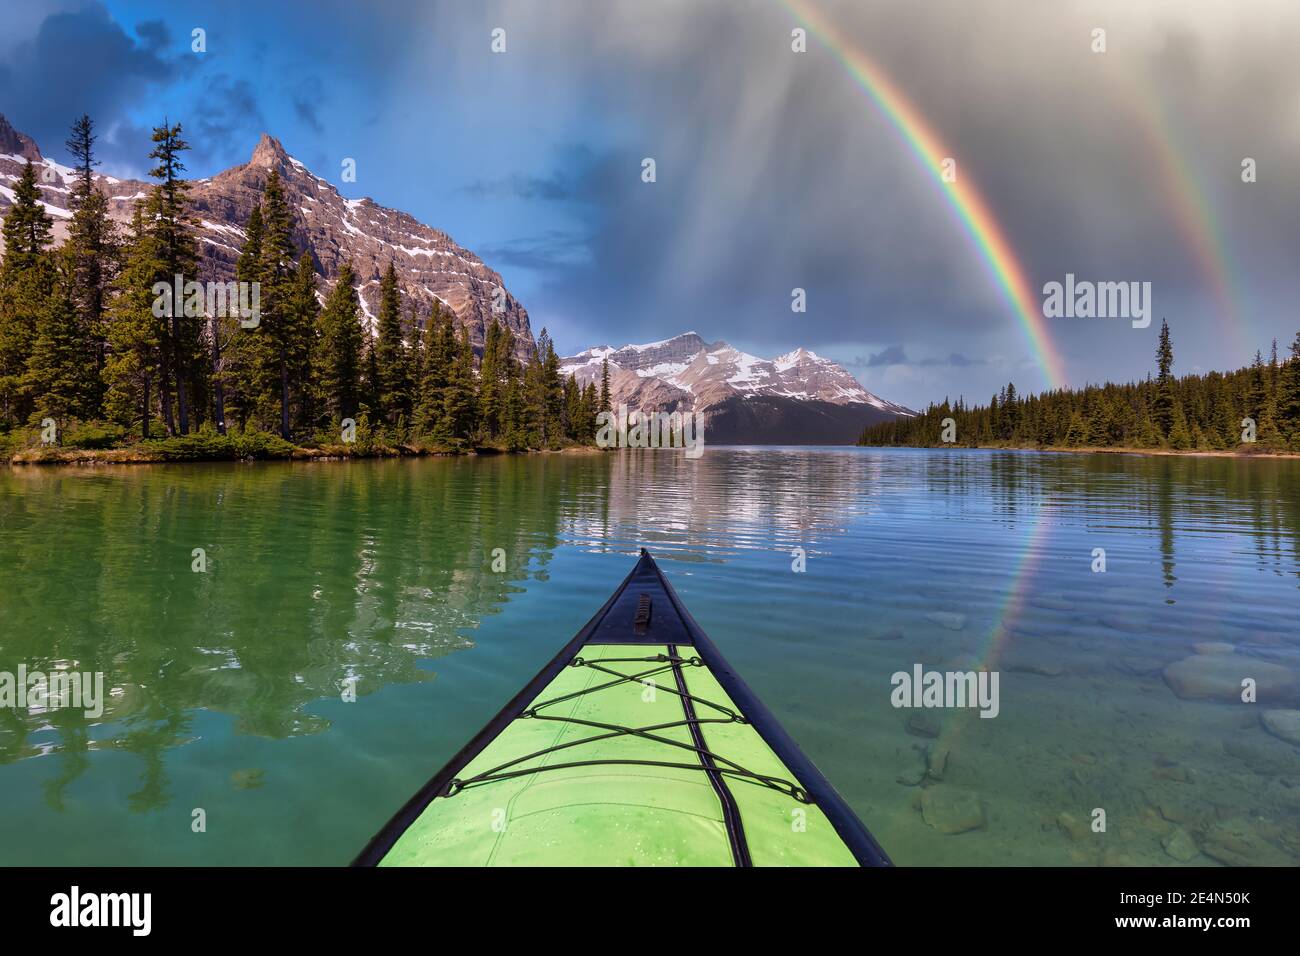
left=0, top=114, right=533, bottom=360
left=562, top=332, right=914, bottom=444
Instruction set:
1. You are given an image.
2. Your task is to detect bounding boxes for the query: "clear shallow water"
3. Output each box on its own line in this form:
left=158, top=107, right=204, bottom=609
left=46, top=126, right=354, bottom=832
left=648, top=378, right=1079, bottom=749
left=0, top=448, right=1297, bottom=866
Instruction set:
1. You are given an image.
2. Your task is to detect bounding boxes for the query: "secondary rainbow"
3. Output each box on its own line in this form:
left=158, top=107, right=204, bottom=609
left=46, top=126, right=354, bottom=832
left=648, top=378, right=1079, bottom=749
left=781, top=0, right=1067, bottom=390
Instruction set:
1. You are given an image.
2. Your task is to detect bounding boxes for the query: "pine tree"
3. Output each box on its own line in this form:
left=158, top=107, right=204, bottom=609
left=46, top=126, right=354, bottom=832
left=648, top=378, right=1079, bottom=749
left=440, top=325, right=477, bottom=448
left=26, top=249, right=97, bottom=425
left=0, top=161, right=56, bottom=427
left=103, top=207, right=165, bottom=436
left=289, top=253, right=319, bottom=432
left=1277, top=331, right=1300, bottom=448
left=478, top=319, right=504, bottom=440
left=316, top=261, right=365, bottom=425
left=1153, top=319, right=1174, bottom=440
left=373, top=262, right=411, bottom=432
left=600, top=357, right=611, bottom=414
left=252, top=167, right=299, bottom=438
left=64, top=114, right=117, bottom=417
left=222, top=204, right=264, bottom=431
left=146, top=121, right=200, bottom=434
left=414, top=304, right=451, bottom=438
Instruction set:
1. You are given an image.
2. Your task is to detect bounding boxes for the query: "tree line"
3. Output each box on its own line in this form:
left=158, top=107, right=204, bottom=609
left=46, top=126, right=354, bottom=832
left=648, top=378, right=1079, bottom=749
left=0, top=115, right=611, bottom=453
left=859, top=320, right=1300, bottom=451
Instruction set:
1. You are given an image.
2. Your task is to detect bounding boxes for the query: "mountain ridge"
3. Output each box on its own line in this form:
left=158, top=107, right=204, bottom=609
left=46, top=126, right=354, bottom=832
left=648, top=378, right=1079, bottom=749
left=0, top=117, right=534, bottom=361
left=562, top=332, right=915, bottom=444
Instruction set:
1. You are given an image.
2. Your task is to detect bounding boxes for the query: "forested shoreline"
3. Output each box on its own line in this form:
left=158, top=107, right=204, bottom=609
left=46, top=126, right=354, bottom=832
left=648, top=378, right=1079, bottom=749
left=0, top=116, right=612, bottom=464
left=860, top=320, right=1300, bottom=455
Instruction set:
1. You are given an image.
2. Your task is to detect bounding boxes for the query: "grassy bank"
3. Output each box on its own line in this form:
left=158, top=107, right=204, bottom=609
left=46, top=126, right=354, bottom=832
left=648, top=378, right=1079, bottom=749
left=2, top=425, right=600, bottom=466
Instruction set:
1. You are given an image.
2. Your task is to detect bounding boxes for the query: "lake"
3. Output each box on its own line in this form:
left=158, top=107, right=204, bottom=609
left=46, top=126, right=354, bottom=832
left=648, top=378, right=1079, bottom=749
left=1, top=447, right=1297, bottom=865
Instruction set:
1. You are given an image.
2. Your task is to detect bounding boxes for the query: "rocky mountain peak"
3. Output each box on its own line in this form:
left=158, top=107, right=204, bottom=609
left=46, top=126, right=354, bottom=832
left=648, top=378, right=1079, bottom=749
left=0, top=117, right=534, bottom=363
left=0, top=114, right=41, bottom=162
left=249, top=133, right=290, bottom=169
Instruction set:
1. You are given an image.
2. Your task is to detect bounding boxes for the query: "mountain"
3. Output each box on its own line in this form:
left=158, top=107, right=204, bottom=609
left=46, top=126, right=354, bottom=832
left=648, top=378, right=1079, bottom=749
left=0, top=116, right=533, bottom=360
left=561, top=332, right=914, bottom=444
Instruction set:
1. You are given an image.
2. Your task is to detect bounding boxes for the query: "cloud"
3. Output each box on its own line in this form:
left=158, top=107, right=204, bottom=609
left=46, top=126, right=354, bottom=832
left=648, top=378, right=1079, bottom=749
left=0, top=2, right=176, bottom=171
left=475, top=230, right=591, bottom=272
left=865, top=346, right=909, bottom=367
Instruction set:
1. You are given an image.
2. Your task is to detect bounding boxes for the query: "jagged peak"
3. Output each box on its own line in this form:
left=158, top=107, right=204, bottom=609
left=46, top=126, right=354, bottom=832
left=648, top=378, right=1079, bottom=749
left=249, top=132, right=290, bottom=169
left=0, top=114, right=43, bottom=162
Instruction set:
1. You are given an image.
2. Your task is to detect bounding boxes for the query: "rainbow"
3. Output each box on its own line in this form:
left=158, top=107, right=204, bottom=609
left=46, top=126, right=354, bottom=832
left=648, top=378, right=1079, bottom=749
left=1125, top=82, right=1253, bottom=363
left=781, top=0, right=1068, bottom=390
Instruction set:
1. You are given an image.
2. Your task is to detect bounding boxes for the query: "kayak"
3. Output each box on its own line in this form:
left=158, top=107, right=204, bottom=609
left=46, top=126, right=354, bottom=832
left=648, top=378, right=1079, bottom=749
left=353, top=549, right=891, bottom=867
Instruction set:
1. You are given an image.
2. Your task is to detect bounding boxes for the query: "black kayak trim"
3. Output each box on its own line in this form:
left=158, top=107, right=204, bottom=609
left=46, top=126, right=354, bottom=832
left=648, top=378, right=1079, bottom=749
left=352, top=549, right=892, bottom=867
left=668, top=642, right=752, bottom=867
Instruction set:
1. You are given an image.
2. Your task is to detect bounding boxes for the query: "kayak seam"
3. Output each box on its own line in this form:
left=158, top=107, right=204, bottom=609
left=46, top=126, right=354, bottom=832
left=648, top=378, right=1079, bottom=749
left=485, top=659, right=600, bottom=866
left=669, top=643, right=752, bottom=867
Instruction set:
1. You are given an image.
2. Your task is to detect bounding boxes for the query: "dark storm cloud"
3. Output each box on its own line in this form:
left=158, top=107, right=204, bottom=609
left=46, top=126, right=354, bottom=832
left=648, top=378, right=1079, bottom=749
left=435, top=0, right=1300, bottom=402
left=0, top=1, right=176, bottom=169
left=134, top=19, right=171, bottom=53
left=187, top=74, right=268, bottom=168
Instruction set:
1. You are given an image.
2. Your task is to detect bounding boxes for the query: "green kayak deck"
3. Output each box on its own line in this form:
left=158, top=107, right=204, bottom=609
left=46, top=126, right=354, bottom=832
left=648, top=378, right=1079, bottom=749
left=354, top=550, right=890, bottom=867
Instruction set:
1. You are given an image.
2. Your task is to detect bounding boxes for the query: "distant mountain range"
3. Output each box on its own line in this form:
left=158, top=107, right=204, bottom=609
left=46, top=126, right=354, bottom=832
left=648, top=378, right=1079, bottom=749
left=562, top=332, right=914, bottom=444
left=1, top=114, right=913, bottom=443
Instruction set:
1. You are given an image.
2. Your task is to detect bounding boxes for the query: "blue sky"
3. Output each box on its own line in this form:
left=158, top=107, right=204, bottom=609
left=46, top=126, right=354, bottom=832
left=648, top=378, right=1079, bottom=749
left=3, top=0, right=1298, bottom=410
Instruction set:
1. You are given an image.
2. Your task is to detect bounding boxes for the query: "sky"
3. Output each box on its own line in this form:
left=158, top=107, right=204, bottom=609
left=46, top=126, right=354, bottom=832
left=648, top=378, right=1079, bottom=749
left=2, top=0, right=1298, bottom=410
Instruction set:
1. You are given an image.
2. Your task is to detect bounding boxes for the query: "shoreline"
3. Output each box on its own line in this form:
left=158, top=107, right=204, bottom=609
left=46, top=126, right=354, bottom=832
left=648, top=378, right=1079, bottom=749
left=5, top=442, right=605, bottom=467
left=860, top=443, right=1300, bottom=460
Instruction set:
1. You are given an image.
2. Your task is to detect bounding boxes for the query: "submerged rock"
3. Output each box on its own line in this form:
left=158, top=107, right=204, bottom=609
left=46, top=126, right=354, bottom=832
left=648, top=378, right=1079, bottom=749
left=1261, top=709, right=1300, bottom=747
left=1161, top=827, right=1200, bottom=862
left=1162, top=655, right=1296, bottom=702
left=1028, top=592, right=1075, bottom=611
left=1007, top=658, right=1064, bottom=677
left=1222, top=734, right=1298, bottom=776
left=1193, top=641, right=1235, bottom=655
left=925, top=745, right=950, bottom=782
left=1112, top=656, right=1167, bottom=679
left=925, top=611, right=966, bottom=632
left=1056, top=812, right=1090, bottom=843
left=1201, top=820, right=1293, bottom=867
left=920, top=787, right=986, bottom=834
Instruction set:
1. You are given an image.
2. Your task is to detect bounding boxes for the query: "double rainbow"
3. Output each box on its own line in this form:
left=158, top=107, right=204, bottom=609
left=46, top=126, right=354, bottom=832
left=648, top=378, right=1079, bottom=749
left=780, top=0, right=1069, bottom=390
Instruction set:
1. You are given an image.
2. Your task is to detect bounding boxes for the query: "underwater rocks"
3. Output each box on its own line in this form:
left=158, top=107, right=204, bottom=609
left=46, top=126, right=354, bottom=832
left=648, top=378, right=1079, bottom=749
left=1192, top=641, right=1235, bottom=655
left=1261, top=709, right=1300, bottom=747
left=1161, top=654, right=1296, bottom=701
left=1221, top=733, right=1298, bottom=777
left=920, top=787, right=986, bottom=834
left=1161, top=827, right=1200, bottom=862
left=925, top=611, right=966, bottom=632
left=1200, top=820, right=1293, bottom=867
left=1056, top=812, right=1091, bottom=842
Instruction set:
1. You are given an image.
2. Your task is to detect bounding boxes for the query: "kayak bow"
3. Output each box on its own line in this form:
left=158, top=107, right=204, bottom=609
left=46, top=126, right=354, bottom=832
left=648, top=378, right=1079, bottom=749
left=354, top=549, right=891, bottom=867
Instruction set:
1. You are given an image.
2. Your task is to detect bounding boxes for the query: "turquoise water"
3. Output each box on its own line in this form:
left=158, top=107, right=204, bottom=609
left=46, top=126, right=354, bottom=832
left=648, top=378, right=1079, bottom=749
left=1, top=448, right=1297, bottom=865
